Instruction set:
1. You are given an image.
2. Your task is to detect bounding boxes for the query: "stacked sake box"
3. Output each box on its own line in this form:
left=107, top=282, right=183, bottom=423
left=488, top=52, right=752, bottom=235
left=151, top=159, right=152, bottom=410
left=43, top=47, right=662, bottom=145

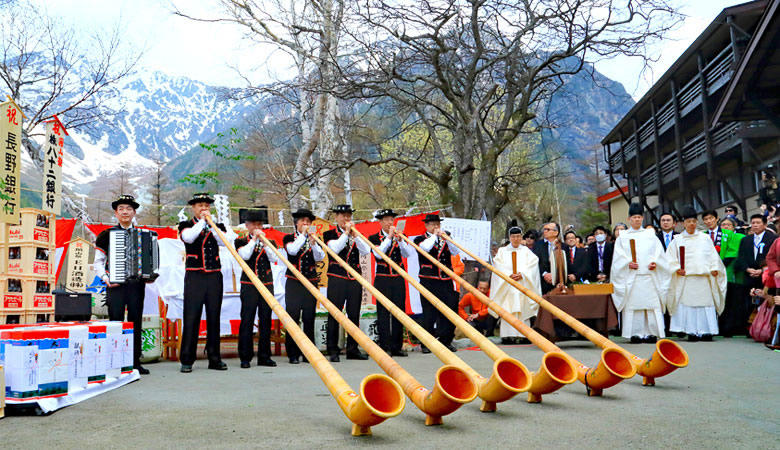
left=0, top=208, right=56, bottom=325
left=0, top=321, right=133, bottom=406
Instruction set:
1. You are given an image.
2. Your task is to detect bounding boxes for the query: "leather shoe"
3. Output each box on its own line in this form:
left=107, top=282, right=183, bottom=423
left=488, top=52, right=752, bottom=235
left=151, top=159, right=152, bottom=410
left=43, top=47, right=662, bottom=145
left=258, top=358, right=277, bottom=367
left=208, top=361, right=228, bottom=371
left=421, top=346, right=432, bottom=354
left=630, top=336, right=642, bottom=344
left=390, top=350, right=408, bottom=357
left=301, top=356, right=309, bottom=363
left=329, top=354, right=341, bottom=362
left=180, top=365, right=193, bottom=373
left=289, top=357, right=300, bottom=364
left=240, top=361, right=251, bottom=369
left=445, top=344, right=457, bottom=352
left=643, top=335, right=658, bottom=344
left=135, top=365, right=150, bottom=375
left=346, top=351, right=369, bottom=360
left=687, top=334, right=700, bottom=342
left=701, top=334, right=713, bottom=342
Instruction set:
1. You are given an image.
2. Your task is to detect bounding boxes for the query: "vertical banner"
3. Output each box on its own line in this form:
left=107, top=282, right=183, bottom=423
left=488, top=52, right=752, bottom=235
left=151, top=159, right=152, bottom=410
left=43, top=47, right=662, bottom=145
left=0, top=99, right=24, bottom=224
left=41, top=116, right=67, bottom=215
left=66, top=237, right=91, bottom=292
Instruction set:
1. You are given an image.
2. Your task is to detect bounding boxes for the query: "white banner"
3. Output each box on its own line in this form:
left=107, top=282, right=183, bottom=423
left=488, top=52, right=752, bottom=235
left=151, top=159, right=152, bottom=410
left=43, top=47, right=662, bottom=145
left=41, top=117, right=66, bottom=215
left=441, top=217, right=492, bottom=261
left=66, top=238, right=91, bottom=292
left=0, top=100, right=23, bottom=223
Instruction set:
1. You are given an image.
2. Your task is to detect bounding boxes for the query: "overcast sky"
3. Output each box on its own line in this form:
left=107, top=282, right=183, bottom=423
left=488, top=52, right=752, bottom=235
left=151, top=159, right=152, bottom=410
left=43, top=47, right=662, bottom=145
left=37, top=0, right=748, bottom=100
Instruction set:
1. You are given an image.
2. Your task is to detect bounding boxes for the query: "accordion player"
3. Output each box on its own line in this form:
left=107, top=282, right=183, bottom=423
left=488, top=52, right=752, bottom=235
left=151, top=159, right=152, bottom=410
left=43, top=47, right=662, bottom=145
left=107, top=228, right=160, bottom=284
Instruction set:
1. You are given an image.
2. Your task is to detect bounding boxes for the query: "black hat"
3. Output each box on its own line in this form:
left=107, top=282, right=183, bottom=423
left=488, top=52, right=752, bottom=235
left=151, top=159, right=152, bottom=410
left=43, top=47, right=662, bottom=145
left=188, top=193, right=215, bottom=205
left=681, top=205, right=698, bottom=220
left=592, top=225, right=609, bottom=235
left=111, top=194, right=139, bottom=210
left=628, top=202, right=643, bottom=217
left=508, top=226, right=523, bottom=235
left=239, top=205, right=269, bottom=224
left=332, top=204, right=355, bottom=214
left=422, top=214, right=441, bottom=223
left=291, top=208, right=316, bottom=222
left=374, top=209, right=398, bottom=219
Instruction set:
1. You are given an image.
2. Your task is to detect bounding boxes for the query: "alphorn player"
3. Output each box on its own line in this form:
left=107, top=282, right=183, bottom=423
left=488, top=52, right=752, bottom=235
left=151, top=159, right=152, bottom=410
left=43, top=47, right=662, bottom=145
left=234, top=205, right=282, bottom=368
left=665, top=205, right=726, bottom=342
left=283, top=208, right=325, bottom=364
left=323, top=204, right=370, bottom=362
left=413, top=213, right=460, bottom=353
left=488, top=226, right=540, bottom=342
left=611, top=202, right=671, bottom=344
left=178, top=193, right=235, bottom=373
left=93, top=194, right=150, bottom=375
left=368, top=209, right=413, bottom=357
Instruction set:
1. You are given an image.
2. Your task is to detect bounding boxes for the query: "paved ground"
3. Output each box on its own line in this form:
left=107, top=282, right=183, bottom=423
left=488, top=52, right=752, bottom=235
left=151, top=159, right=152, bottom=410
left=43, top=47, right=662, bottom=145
left=1, top=336, right=778, bottom=449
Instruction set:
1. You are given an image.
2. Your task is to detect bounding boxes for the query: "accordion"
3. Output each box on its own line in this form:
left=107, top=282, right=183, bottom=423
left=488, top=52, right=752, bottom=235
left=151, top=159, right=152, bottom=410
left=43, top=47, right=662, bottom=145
left=108, top=228, right=160, bottom=284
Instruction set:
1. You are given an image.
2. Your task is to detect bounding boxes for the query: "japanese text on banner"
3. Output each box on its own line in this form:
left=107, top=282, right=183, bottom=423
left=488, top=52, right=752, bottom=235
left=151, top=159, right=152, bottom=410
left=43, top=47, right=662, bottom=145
left=41, top=119, right=65, bottom=215
left=0, top=100, right=23, bottom=224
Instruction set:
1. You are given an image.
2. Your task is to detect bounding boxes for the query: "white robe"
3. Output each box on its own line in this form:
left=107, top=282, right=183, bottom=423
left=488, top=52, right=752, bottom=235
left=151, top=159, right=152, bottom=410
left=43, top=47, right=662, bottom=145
left=611, top=228, right=671, bottom=338
left=665, top=230, right=727, bottom=335
left=489, top=244, right=541, bottom=337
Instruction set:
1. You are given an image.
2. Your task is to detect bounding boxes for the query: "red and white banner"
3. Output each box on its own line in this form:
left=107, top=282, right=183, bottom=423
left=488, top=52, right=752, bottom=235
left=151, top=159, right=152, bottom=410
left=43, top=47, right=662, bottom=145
left=54, top=218, right=78, bottom=283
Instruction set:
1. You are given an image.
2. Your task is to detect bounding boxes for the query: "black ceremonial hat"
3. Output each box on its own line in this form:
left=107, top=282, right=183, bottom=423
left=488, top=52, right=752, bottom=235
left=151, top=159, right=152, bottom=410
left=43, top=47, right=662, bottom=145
left=239, top=205, right=269, bottom=224
left=508, top=226, right=523, bottom=235
left=188, top=193, right=215, bottom=205
left=681, top=205, right=698, bottom=220
left=374, top=209, right=398, bottom=219
left=422, top=214, right=441, bottom=223
left=332, top=204, right=355, bottom=213
left=111, top=194, right=139, bottom=210
left=291, top=208, right=316, bottom=221
left=628, top=202, right=643, bottom=217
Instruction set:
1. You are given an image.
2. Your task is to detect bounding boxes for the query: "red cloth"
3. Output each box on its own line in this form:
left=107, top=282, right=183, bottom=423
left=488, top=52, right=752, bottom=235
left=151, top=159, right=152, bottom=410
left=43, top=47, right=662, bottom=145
left=458, top=291, right=490, bottom=320
left=54, top=218, right=77, bottom=283
left=766, top=238, right=780, bottom=288
left=85, top=223, right=179, bottom=239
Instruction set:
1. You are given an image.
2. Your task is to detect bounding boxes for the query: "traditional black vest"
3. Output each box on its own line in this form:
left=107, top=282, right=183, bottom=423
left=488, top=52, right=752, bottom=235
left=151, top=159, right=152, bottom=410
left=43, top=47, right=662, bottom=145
left=414, top=233, right=453, bottom=280
left=178, top=220, right=225, bottom=272
left=283, top=233, right=319, bottom=282
left=235, top=237, right=276, bottom=285
left=369, top=231, right=404, bottom=277
left=323, top=227, right=362, bottom=280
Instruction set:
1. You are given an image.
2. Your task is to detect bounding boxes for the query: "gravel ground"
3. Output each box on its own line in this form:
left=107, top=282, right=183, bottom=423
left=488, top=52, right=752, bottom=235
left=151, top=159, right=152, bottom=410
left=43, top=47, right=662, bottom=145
left=1, top=336, right=778, bottom=449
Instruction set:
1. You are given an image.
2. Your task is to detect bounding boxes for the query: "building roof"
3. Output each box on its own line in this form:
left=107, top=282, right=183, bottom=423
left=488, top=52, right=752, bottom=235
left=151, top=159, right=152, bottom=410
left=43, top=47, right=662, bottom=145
left=601, top=0, right=768, bottom=145
left=711, top=0, right=780, bottom=125
left=597, top=185, right=628, bottom=204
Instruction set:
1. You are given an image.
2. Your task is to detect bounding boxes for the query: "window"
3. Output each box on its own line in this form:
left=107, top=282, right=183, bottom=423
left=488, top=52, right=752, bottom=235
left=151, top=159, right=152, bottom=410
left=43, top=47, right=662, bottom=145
left=718, top=181, right=733, bottom=204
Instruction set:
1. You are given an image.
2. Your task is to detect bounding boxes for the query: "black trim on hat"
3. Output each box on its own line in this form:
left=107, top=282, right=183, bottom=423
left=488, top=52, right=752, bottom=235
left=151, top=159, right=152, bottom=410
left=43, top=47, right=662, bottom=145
left=291, top=208, right=316, bottom=222
left=374, top=209, right=398, bottom=219
left=240, top=206, right=269, bottom=223
left=111, top=194, right=139, bottom=210
left=422, top=214, right=441, bottom=223
left=331, top=204, right=355, bottom=213
left=508, top=226, right=523, bottom=235
left=188, top=193, right=215, bottom=205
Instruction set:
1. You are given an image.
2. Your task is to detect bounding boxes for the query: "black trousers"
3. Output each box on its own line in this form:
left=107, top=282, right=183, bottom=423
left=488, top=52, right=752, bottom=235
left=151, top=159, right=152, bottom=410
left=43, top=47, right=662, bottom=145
left=470, top=315, right=498, bottom=336
left=181, top=271, right=223, bottom=366
left=719, top=283, right=748, bottom=336
left=419, top=278, right=458, bottom=346
left=326, top=277, right=363, bottom=355
left=285, top=278, right=316, bottom=359
left=375, top=276, right=406, bottom=352
left=107, top=280, right=145, bottom=367
left=238, top=283, right=274, bottom=363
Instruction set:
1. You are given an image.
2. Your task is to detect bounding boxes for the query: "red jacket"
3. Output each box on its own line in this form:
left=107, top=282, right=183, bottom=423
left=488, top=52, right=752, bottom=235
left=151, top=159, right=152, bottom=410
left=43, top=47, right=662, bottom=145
left=765, top=238, right=780, bottom=287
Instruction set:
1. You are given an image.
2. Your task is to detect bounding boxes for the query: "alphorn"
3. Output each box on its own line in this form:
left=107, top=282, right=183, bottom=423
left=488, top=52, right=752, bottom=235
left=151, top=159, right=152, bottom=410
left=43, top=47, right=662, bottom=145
left=401, top=234, right=630, bottom=397
left=259, top=232, right=477, bottom=426
left=348, top=230, right=535, bottom=411
left=205, top=216, right=404, bottom=436
left=442, top=233, right=689, bottom=386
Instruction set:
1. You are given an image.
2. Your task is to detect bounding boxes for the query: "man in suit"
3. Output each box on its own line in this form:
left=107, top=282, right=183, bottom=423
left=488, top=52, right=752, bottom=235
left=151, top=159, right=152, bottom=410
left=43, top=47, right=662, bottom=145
left=533, top=222, right=567, bottom=294
left=735, top=213, right=778, bottom=333
left=563, top=230, right=589, bottom=283
left=656, top=211, right=678, bottom=251
left=587, top=226, right=614, bottom=282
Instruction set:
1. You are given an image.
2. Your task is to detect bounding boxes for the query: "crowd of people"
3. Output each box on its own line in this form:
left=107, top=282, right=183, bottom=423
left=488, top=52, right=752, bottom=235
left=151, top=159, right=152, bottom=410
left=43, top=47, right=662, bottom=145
left=472, top=201, right=780, bottom=350
left=94, top=192, right=780, bottom=375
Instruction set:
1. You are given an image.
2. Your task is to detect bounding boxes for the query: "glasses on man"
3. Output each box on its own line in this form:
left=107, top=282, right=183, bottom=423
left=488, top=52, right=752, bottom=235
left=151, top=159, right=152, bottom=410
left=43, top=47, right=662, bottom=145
left=543, top=227, right=557, bottom=232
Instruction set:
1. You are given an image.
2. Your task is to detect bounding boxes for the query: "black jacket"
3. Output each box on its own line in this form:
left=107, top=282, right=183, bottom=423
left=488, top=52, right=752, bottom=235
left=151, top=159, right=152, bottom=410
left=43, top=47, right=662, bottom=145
left=656, top=230, right=679, bottom=251
left=565, top=246, right=590, bottom=282
left=735, top=230, right=778, bottom=288
left=587, top=241, right=614, bottom=281
left=178, top=220, right=226, bottom=272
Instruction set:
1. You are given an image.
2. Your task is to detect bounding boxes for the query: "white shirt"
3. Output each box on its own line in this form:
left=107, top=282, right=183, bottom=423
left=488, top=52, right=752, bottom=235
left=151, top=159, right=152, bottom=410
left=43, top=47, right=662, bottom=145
left=180, top=218, right=236, bottom=246
left=93, top=223, right=132, bottom=282
left=237, top=236, right=283, bottom=264
left=286, top=232, right=325, bottom=261
left=374, top=229, right=413, bottom=259
left=754, top=231, right=766, bottom=258
left=327, top=226, right=370, bottom=256
left=419, top=232, right=460, bottom=254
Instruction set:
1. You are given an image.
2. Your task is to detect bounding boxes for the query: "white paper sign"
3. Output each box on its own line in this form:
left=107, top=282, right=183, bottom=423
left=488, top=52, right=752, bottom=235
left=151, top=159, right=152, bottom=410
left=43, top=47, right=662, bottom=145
left=441, top=217, right=492, bottom=261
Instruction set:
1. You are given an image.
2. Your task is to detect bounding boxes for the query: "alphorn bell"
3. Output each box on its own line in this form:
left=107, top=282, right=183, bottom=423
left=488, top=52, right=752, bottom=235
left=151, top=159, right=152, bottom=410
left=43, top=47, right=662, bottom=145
left=260, top=232, right=477, bottom=426
left=442, top=233, right=689, bottom=386
left=205, top=216, right=405, bottom=436
left=403, top=233, right=632, bottom=397
left=349, top=229, right=533, bottom=411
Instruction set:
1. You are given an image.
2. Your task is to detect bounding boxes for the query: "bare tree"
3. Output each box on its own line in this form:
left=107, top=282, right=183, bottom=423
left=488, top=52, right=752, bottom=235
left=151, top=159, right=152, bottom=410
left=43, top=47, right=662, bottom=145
left=172, top=0, right=351, bottom=216
left=339, top=0, right=682, bottom=219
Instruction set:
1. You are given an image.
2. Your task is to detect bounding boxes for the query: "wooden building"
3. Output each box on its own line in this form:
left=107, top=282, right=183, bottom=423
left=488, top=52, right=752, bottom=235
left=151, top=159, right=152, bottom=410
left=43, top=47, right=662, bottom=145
left=601, top=0, right=780, bottom=223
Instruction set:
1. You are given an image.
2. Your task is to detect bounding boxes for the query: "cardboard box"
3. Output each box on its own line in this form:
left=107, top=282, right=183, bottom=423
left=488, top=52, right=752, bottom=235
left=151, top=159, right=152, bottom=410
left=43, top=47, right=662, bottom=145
left=122, top=322, right=134, bottom=373
left=5, top=244, right=53, bottom=276
left=0, top=208, right=55, bottom=245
